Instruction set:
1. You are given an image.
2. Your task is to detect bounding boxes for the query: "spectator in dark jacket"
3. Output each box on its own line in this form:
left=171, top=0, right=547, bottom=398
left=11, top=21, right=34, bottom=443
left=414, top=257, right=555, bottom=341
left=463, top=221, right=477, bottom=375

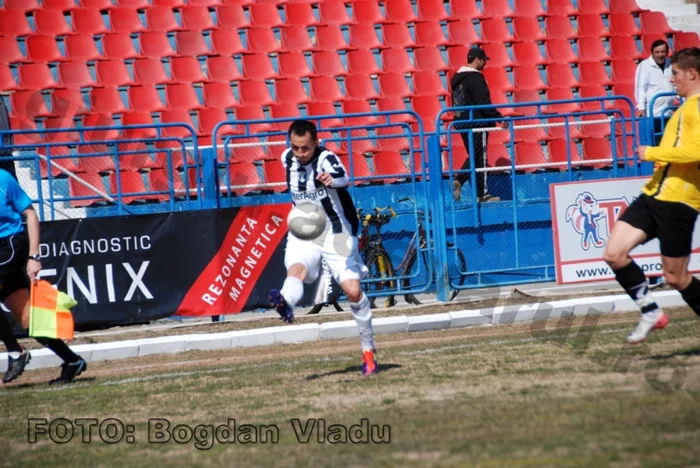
left=450, top=47, right=507, bottom=202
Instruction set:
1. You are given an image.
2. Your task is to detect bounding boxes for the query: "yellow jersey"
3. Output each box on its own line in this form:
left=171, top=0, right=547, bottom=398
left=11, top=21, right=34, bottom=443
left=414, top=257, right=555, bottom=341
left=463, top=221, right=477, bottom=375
left=644, top=93, right=700, bottom=211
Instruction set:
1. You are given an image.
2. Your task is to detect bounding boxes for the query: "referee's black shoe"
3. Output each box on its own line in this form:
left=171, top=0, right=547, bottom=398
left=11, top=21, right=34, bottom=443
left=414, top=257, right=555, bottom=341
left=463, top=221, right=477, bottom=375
left=3, top=351, right=31, bottom=384
left=49, top=358, right=87, bottom=385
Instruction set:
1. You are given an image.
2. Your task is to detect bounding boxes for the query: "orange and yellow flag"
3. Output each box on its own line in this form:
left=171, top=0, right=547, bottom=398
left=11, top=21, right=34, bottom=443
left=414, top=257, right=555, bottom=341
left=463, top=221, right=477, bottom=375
left=29, top=280, right=76, bottom=340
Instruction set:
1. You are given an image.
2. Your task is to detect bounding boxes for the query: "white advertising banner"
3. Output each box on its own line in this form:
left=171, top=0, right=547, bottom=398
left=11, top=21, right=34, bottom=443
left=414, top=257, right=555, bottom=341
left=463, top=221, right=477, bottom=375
left=550, top=176, right=700, bottom=284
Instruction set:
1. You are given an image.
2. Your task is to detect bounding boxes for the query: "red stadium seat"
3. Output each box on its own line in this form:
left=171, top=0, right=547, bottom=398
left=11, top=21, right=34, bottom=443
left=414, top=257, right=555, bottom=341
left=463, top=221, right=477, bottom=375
left=375, top=125, right=411, bottom=152
left=382, top=48, right=416, bottom=74
left=512, top=17, right=546, bottom=42
left=548, top=139, right=582, bottom=168
left=65, top=35, right=102, bottom=62
left=447, top=20, right=483, bottom=46
left=577, top=14, right=610, bottom=38
left=110, top=171, right=158, bottom=204
left=640, top=11, right=675, bottom=35
left=140, top=31, right=177, bottom=58
left=412, top=95, right=443, bottom=127
left=673, top=32, right=700, bottom=50
left=103, top=33, right=141, bottom=60
left=512, top=89, right=542, bottom=116
left=280, top=27, right=315, bottom=52
left=514, top=0, right=547, bottom=18
left=482, top=0, right=515, bottom=19
left=202, top=82, right=238, bottom=109
left=238, top=80, right=275, bottom=106
left=0, top=37, right=26, bottom=65
left=69, top=172, right=108, bottom=207
left=145, top=6, right=181, bottom=32
left=513, top=65, right=547, bottom=91
left=171, top=56, right=209, bottom=84
left=414, top=70, right=448, bottom=96
left=611, top=59, right=637, bottom=85
left=544, top=16, right=577, bottom=40
left=579, top=62, right=612, bottom=87
left=275, top=79, right=310, bottom=104
left=547, top=63, right=579, bottom=89
left=352, top=0, right=387, bottom=24
left=306, top=101, right=344, bottom=127
left=121, top=112, right=157, bottom=140
left=609, top=36, right=643, bottom=60
left=609, top=12, right=642, bottom=37
left=82, top=113, right=120, bottom=141
left=166, top=84, right=203, bottom=111
left=133, top=58, right=173, bottom=86
left=197, top=107, right=230, bottom=137
left=18, top=64, right=60, bottom=90
left=242, top=54, right=278, bottom=80
left=414, top=21, right=450, bottom=48
left=609, top=0, right=648, bottom=13
left=82, top=0, right=117, bottom=7
left=577, top=37, right=611, bottom=63
left=482, top=68, right=515, bottom=93
left=270, top=103, right=302, bottom=130
left=284, top=3, right=318, bottom=27
left=514, top=118, right=549, bottom=142
left=148, top=169, right=186, bottom=200
left=486, top=143, right=512, bottom=169
left=175, top=30, right=211, bottom=56
left=373, top=150, right=410, bottom=184
left=247, top=28, right=282, bottom=53
left=514, top=142, right=547, bottom=172
left=417, top=0, right=451, bottom=22
left=38, top=146, right=82, bottom=179
left=414, top=48, right=447, bottom=72
left=383, top=23, right=416, bottom=49
left=58, top=61, right=96, bottom=89
left=310, top=76, right=345, bottom=102
left=72, top=8, right=109, bottom=36
left=312, top=50, right=347, bottom=77
left=345, top=74, right=379, bottom=100
left=44, top=116, right=80, bottom=143
left=578, top=0, right=609, bottom=14
left=449, top=0, right=484, bottom=20
left=233, top=106, right=274, bottom=133
left=5, top=0, right=41, bottom=11
left=385, top=0, right=418, bottom=23
left=342, top=100, right=380, bottom=126
left=378, top=73, right=413, bottom=99
left=207, top=56, right=243, bottom=83
left=90, top=88, right=128, bottom=115
left=582, top=137, right=614, bottom=168
left=262, top=160, right=288, bottom=192
left=376, top=97, right=413, bottom=123
left=544, top=39, right=577, bottom=64
left=280, top=52, right=315, bottom=79
left=318, top=2, right=351, bottom=25
left=481, top=19, right=516, bottom=43
left=216, top=5, right=249, bottom=29
left=338, top=154, right=372, bottom=186
left=52, top=89, right=89, bottom=118
left=347, top=49, right=381, bottom=75
left=34, top=9, right=74, bottom=36
left=180, top=5, right=216, bottom=30
left=27, top=36, right=66, bottom=63
left=128, top=86, right=167, bottom=113
left=10, top=91, right=51, bottom=119
left=545, top=88, right=580, bottom=114
left=249, top=4, right=284, bottom=28
left=211, top=29, right=246, bottom=55
left=116, top=0, right=150, bottom=7
left=512, top=42, right=545, bottom=67
left=0, top=10, right=32, bottom=37
left=339, top=128, right=376, bottom=154
left=447, top=45, right=470, bottom=69
left=349, top=24, right=384, bottom=50
left=109, top=8, right=146, bottom=34
left=580, top=113, right=612, bottom=138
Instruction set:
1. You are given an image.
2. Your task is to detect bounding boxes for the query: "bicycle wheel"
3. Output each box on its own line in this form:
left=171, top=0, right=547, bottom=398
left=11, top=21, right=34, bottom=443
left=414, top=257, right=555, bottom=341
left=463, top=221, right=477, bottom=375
left=364, top=247, right=397, bottom=309
left=401, top=249, right=422, bottom=305
left=449, top=247, right=467, bottom=301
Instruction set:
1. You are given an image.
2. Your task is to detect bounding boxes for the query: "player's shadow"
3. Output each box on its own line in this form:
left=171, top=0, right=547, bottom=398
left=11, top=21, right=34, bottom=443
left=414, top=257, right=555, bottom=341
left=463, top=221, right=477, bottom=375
left=4, top=377, right=97, bottom=390
left=305, top=363, right=401, bottom=381
left=644, top=348, right=700, bottom=360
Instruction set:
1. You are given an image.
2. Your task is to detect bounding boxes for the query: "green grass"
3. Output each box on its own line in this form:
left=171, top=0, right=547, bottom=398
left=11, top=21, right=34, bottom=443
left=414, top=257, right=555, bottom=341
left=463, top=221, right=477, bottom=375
left=1, top=309, right=699, bottom=467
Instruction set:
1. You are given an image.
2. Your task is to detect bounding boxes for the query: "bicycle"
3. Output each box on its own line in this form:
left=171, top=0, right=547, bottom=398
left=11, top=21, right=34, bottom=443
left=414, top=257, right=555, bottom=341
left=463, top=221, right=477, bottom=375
left=358, top=199, right=467, bottom=307
left=357, top=206, right=398, bottom=309
left=393, top=197, right=467, bottom=305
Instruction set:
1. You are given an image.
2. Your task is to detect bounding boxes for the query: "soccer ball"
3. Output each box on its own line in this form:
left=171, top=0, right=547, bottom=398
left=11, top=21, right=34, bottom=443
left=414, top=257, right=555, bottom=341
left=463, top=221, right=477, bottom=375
left=287, top=203, right=326, bottom=240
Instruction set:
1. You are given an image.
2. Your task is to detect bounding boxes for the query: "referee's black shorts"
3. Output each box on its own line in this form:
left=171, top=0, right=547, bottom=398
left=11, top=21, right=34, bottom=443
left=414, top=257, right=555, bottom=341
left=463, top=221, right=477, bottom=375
left=0, top=231, right=29, bottom=302
left=618, top=194, right=699, bottom=258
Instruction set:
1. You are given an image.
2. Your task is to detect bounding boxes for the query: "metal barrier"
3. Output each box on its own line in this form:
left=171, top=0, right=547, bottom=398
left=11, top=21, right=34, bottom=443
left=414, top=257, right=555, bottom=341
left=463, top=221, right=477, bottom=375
left=433, top=96, right=638, bottom=298
left=209, top=111, right=437, bottom=301
left=0, top=121, right=202, bottom=221
left=644, top=91, right=679, bottom=146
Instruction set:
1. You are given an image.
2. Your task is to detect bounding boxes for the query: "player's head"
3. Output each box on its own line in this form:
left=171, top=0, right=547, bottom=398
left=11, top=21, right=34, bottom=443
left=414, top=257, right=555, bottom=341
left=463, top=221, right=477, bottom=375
left=288, top=119, right=318, bottom=164
left=650, top=40, right=670, bottom=67
left=467, top=46, right=489, bottom=71
left=670, top=47, right=700, bottom=98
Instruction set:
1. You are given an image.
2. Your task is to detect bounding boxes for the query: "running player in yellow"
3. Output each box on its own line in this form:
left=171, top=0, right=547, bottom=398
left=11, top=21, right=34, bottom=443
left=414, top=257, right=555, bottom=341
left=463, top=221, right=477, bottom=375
left=604, top=47, right=700, bottom=344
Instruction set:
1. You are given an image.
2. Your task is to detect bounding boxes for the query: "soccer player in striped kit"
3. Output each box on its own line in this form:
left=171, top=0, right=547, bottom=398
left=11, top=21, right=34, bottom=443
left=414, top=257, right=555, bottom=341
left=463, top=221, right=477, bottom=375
left=605, top=48, right=700, bottom=344
left=269, top=120, right=377, bottom=376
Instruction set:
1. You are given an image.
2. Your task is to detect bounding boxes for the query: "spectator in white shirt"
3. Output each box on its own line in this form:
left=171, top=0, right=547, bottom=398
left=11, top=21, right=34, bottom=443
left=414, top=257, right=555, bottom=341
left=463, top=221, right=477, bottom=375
left=635, top=40, right=674, bottom=118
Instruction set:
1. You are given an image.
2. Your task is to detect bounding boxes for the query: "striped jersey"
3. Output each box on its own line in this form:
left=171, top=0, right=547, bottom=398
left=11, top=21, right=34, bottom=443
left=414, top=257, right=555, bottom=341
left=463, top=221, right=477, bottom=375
left=281, top=146, right=359, bottom=235
left=644, top=93, right=700, bottom=211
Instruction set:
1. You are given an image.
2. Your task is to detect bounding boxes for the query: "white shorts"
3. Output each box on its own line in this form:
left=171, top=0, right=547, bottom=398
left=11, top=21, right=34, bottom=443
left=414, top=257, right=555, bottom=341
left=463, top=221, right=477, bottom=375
left=284, top=229, right=369, bottom=285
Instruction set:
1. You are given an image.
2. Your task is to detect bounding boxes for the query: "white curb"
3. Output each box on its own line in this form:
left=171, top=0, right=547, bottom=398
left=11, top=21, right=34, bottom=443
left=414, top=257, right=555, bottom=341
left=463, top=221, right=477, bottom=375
left=0, top=291, right=689, bottom=372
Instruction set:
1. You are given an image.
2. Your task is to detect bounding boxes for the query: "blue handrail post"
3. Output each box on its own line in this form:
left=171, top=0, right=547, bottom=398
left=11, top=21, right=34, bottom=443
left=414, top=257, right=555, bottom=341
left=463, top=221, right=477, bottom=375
left=200, top=146, right=219, bottom=210
left=427, top=134, right=450, bottom=302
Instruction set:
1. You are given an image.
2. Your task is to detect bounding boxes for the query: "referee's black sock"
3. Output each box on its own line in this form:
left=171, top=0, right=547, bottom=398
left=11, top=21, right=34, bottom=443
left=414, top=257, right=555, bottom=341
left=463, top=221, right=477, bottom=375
left=613, top=261, right=659, bottom=314
left=34, top=337, right=80, bottom=363
left=0, top=311, right=22, bottom=354
left=680, top=276, right=700, bottom=317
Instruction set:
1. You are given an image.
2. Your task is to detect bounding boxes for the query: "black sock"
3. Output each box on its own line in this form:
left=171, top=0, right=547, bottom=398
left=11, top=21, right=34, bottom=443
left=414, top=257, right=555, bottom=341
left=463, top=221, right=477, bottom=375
left=680, top=276, right=700, bottom=317
left=613, top=261, right=659, bottom=314
left=0, top=311, right=22, bottom=353
left=35, top=337, right=80, bottom=363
